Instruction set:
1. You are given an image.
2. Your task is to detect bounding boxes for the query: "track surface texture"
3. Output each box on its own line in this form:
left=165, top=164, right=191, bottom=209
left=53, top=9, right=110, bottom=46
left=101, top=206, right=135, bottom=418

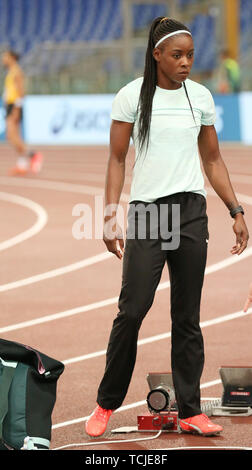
left=0, top=143, right=251, bottom=451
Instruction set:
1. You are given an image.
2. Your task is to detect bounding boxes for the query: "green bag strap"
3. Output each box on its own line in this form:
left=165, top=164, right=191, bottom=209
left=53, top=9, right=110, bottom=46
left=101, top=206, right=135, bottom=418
left=0, top=358, right=18, bottom=439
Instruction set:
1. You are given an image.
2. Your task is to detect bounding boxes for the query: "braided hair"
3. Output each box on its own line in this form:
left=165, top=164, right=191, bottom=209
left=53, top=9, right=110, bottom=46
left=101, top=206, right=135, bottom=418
left=136, top=17, right=196, bottom=163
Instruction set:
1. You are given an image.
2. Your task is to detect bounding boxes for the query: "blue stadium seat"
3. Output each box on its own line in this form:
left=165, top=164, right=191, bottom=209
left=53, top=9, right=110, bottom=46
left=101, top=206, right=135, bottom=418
left=4, top=0, right=248, bottom=74
left=240, top=0, right=252, bottom=55
left=189, top=14, right=216, bottom=71
left=132, top=4, right=166, bottom=30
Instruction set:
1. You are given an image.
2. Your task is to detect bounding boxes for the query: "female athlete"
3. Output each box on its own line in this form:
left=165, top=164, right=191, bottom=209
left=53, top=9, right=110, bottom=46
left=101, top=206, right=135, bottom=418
left=85, top=17, right=249, bottom=438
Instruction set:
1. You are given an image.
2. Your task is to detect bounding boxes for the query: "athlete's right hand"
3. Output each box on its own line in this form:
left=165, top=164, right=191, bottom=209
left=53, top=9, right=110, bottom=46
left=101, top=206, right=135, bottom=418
left=103, top=218, right=124, bottom=260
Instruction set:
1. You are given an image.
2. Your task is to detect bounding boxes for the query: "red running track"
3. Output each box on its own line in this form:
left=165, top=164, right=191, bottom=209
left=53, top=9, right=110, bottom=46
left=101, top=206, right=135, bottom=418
left=0, top=143, right=251, bottom=451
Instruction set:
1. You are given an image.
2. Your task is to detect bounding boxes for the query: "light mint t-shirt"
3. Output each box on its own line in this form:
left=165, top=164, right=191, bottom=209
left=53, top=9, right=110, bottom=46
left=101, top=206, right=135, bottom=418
left=110, top=77, right=216, bottom=203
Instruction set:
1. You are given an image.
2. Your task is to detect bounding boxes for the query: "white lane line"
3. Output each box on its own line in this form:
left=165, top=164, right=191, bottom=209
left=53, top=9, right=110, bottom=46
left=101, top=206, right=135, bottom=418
left=2, top=177, right=250, bottom=208
left=0, top=294, right=118, bottom=333
left=61, top=307, right=252, bottom=365
left=0, top=178, right=251, bottom=293
left=0, top=244, right=251, bottom=332
left=1, top=176, right=250, bottom=437
left=52, top=380, right=222, bottom=430
left=0, top=299, right=252, bottom=378
left=158, top=446, right=252, bottom=451
left=1, top=176, right=251, bottom=200
left=0, top=176, right=129, bottom=202
left=0, top=192, right=48, bottom=251
left=0, top=178, right=250, bottom=333
left=0, top=240, right=251, bottom=294
left=0, top=177, right=128, bottom=291
left=0, top=251, right=112, bottom=293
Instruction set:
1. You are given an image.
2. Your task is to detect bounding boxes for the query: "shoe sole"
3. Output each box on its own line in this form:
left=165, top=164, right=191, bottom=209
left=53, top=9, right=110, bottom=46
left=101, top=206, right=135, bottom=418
left=85, top=423, right=106, bottom=438
left=178, top=426, right=222, bottom=437
left=85, top=432, right=106, bottom=438
left=178, top=419, right=223, bottom=437
left=85, top=421, right=108, bottom=438
left=179, top=428, right=222, bottom=437
left=9, top=169, right=29, bottom=176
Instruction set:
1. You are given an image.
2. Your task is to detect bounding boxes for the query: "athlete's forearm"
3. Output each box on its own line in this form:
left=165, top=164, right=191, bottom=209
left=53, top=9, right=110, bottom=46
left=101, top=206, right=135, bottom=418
left=203, top=155, right=239, bottom=210
left=104, top=155, right=125, bottom=219
left=104, top=120, right=132, bottom=220
left=198, top=124, right=240, bottom=211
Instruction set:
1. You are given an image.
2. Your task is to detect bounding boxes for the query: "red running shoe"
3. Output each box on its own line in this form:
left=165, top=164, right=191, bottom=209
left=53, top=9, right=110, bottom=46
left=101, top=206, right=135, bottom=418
left=8, top=166, right=29, bottom=176
left=85, top=404, right=113, bottom=437
left=30, top=152, right=43, bottom=173
left=179, top=413, right=223, bottom=436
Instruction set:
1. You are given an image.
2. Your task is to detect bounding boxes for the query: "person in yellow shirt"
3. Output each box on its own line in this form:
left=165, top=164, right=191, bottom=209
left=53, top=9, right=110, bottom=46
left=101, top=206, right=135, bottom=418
left=2, top=50, right=43, bottom=175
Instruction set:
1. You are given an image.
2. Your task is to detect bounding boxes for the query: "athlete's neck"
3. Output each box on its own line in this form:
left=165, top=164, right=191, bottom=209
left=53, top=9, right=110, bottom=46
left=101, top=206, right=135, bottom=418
left=157, top=79, right=182, bottom=90
left=156, top=72, right=182, bottom=90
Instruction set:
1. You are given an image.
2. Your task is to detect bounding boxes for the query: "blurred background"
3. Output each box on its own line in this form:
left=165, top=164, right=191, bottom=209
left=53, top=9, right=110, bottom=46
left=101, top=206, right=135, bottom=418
left=0, top=0, right=251, bottom=145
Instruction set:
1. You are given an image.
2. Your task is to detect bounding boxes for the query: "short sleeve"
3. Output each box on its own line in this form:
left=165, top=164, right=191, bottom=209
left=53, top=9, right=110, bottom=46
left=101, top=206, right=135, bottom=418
left=110, top=86, right=136, bottom=123
left=201, top=88, right=216, bottom=126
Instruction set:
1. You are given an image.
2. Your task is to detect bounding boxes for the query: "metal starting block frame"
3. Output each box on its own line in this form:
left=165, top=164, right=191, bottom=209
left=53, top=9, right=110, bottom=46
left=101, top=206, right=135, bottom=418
left=210, top=366, right=252, bottom=417
left=111, top=367, right=252, bottom=434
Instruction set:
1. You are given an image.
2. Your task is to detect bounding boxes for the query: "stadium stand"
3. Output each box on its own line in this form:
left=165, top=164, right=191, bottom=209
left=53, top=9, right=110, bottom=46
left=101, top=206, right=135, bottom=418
left=240, top=0, right=252, bottom=54
left=0, top=0, right=250, bottom=92
left=0, top=0, right=216, bottom=71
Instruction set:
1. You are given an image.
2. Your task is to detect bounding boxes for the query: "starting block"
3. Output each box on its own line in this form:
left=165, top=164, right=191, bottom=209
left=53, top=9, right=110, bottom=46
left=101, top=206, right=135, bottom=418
left=211, top=366, right=252, bottom=416
left=111, top=367, right=252, bottom=434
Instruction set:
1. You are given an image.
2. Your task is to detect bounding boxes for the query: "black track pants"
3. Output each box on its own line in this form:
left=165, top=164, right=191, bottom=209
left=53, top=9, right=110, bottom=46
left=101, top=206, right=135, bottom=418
left=97, top=192, right=209, bottom=419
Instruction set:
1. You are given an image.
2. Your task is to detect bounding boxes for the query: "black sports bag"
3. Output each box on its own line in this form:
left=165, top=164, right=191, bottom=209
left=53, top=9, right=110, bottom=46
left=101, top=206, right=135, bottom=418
left=0, top=338, right=64, bottom=450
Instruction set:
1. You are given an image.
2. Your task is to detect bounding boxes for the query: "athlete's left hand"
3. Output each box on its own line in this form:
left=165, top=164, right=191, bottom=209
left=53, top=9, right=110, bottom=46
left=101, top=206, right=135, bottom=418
left=230, top=214, right=249, bottom=255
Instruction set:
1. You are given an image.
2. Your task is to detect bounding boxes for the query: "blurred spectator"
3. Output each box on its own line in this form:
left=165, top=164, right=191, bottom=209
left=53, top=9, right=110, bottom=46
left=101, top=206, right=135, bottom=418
left=2, top=49, right=43, bottom=175
left=216, top=50, right=241, bottom=94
